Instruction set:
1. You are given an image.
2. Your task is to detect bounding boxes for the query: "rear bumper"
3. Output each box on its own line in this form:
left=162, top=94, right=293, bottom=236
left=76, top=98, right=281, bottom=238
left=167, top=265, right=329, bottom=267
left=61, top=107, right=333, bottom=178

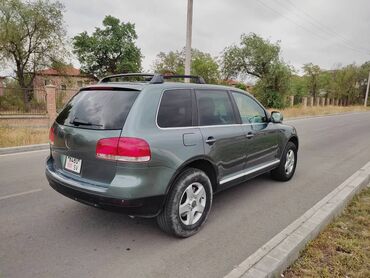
left=45, top=159, right=165, bottom=217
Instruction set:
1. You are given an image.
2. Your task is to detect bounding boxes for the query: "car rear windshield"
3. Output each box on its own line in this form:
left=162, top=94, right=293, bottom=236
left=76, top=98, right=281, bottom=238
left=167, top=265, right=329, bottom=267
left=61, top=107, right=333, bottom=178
left=56, top=89, right=139, bottom=130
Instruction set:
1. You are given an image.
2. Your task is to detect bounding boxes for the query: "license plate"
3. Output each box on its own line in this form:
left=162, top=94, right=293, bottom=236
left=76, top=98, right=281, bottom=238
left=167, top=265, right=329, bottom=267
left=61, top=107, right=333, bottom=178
left=64, top=156, right=82, bottom=174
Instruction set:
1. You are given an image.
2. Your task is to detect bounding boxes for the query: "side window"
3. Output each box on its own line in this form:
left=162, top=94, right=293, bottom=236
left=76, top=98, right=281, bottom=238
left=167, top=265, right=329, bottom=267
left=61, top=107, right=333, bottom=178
left=157, top=89, right=193, bottom=128
left=196, top=90, right=236, bottom=126
left=232, top=92, right=267, bottom=124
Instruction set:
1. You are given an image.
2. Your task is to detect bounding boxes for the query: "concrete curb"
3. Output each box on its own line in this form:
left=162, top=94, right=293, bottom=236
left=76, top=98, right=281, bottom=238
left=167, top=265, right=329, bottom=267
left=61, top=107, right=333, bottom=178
left=285, top=111, right=370, bottom=121
left=0, top=143, right=49, bottom=155
left=224, top=161, right=370, bottom=278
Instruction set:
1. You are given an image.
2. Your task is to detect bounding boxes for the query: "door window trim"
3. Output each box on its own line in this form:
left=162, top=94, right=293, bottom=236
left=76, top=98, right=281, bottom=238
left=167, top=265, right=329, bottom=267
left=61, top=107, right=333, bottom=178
left=230, top=90, right=270, bottom=124
left=194, top=88, right=238, bottom=127
left=155, top=88, right=268, bottom=130
left=156, top=88, right=195, bottom=129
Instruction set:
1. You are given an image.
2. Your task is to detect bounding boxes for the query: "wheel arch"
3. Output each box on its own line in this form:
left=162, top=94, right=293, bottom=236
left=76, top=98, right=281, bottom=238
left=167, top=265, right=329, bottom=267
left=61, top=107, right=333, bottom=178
left=164, top=156, right=219, bottom=198
left=288, top=135, right=299, bottom=150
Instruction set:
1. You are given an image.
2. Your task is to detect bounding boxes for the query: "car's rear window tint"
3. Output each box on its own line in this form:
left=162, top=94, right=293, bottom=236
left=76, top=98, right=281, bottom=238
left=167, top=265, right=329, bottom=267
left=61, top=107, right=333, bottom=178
left=196, top=90, right=236, bottom=126
left=157, top=89, right=193, bottom=128
left=56, top=90, right=139, bottom=130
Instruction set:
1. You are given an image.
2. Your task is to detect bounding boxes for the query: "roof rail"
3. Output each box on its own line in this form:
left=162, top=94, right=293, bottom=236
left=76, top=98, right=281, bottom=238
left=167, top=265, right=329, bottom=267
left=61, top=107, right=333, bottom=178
left=99, top=73, right=156, bottom=83
left=98, top=73, right=206, bottom=84
left=162, top=75, right=206, bottom=84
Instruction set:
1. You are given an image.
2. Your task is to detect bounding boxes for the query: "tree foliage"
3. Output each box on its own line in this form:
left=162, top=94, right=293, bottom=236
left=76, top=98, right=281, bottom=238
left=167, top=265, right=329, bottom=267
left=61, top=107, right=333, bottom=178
left=153, top=48, right=220, bottom=84
left=222, top=33, right=280, bottom=79
left=290, top=62, right=369, bottom=105
left=73, top=16, right=142, bottom=78
left=0, top=0, right=67, bottom=103
left=221, top=33, right=292, bottom=108
left=302, top=63, right=322, bottom=98
left=326, top=65, right=361, bottom=103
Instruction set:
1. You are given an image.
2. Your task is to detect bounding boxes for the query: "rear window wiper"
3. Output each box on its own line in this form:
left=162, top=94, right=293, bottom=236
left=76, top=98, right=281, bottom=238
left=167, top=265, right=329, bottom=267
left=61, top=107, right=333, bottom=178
left=69, top=117, right=103, bottom=127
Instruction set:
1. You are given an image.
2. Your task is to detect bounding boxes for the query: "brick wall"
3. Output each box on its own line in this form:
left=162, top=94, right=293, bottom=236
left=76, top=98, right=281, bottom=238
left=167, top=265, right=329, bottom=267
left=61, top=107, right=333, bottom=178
left=0, top=77, right=5, bottom=96
left=0, top=115, right=49, bottom=128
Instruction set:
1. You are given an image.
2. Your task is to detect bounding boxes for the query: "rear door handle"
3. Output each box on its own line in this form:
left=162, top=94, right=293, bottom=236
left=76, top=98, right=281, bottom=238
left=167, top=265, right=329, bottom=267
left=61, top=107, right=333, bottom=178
left=246, top=132, right=254, bottom=139
left=205, top=136, right=216, bottom=145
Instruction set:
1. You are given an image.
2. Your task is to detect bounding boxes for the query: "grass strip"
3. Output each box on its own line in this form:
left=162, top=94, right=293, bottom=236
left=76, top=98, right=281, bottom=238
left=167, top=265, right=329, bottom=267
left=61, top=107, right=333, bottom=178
left=284, top=186, right=370, bottom=278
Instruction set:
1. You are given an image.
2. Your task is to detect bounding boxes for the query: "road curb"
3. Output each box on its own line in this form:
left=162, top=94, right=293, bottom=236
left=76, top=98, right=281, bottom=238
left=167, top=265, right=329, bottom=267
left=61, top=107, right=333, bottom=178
left=285, top=110, right=370, bottom=121
left=0, top=143, right=49, bottom=155
left=224, top=161, right=370, bottom=278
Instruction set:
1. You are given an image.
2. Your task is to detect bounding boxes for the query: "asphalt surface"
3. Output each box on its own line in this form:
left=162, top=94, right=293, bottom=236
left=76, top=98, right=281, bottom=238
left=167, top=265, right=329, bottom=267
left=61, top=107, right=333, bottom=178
left=1, top=112, right=370, bottom=278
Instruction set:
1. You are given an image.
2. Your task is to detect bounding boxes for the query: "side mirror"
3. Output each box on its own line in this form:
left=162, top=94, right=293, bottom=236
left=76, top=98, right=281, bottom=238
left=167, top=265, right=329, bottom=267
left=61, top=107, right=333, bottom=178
left=271, top=111, right=283, bottom=123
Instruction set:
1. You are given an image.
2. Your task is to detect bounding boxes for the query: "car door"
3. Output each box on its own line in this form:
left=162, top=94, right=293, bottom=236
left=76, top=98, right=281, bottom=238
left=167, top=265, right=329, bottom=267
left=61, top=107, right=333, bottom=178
left=195, top=89, right=246, bottom=181
left=231, top=91, right=279, bottom=170
left=156, top=88, right=204, bottom=167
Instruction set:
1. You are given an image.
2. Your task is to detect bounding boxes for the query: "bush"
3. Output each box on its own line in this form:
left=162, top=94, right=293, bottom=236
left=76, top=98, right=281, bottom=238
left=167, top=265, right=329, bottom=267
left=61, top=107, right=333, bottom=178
left=254, top=88, right=286, bottom=109
left=0, top=91, right=25, bottom=111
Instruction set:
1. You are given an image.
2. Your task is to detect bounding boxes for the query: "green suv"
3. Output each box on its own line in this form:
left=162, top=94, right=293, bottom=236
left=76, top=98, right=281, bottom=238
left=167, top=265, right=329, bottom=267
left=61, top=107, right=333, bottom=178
left=45, top=73, right=298, bottom=237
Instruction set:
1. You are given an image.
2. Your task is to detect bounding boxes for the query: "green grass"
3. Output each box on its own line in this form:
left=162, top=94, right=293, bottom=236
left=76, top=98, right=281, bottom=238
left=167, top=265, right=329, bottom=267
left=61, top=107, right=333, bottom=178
left=284, top=187, right=370, bottom=278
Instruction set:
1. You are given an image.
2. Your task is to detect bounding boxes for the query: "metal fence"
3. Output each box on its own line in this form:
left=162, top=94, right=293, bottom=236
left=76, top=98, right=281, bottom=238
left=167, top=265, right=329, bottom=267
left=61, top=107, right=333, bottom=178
left=56, top=88, right=78, bottom=111
left=0, top=87, right=47, bottom=115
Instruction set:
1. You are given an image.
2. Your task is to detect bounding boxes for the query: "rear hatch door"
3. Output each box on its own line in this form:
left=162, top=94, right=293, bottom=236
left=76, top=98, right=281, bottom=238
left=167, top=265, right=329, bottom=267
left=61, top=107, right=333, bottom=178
left=51, top=88, right=139, bottom=187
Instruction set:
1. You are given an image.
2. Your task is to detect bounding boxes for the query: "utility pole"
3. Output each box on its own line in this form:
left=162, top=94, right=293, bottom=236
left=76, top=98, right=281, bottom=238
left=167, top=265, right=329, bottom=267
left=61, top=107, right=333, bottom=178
left=365, top=71, right=370, bottom=107
left=184, top=0, right=193, bottom=82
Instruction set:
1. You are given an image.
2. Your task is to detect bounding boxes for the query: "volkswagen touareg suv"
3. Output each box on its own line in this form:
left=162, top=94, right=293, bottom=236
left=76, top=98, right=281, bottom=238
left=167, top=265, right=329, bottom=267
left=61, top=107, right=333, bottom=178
left=46, top=73, right=298, bottom=237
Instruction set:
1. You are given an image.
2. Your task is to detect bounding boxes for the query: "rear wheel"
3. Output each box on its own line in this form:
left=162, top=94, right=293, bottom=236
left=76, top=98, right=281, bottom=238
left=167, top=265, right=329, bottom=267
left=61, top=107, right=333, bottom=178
left=157, top=168, right=213, bottom=237
left=271, top=141, right=297, bottom=181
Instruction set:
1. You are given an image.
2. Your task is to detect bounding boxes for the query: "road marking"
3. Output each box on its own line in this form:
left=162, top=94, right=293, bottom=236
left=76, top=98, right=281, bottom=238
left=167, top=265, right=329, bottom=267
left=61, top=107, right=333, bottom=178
left=0, top=188, right=42, bottom=201
left=0, top=149, right=49, bottom=158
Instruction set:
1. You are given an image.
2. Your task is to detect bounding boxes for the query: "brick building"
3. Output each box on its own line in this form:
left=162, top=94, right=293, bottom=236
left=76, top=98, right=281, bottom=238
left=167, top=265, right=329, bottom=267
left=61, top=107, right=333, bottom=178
left=33, top=67, right=97, bottom=103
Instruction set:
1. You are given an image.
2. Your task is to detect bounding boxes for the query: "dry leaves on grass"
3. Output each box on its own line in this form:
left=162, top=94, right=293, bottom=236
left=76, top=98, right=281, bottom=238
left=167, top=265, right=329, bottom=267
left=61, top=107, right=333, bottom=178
left=278, top=105, right=370, bottom=119
left=284, top=187, right=370, bottom=278
left=0, top=127, right=49, bottom=147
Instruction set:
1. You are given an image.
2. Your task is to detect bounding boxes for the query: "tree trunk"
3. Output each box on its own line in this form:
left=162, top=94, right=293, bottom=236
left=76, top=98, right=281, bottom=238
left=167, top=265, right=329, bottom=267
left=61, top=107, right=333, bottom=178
left=16, top=67, right=31, bottom=111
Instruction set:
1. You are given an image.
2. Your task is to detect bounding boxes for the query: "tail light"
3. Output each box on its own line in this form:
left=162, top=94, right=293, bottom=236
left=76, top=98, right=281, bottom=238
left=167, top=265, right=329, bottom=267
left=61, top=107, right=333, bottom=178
left=96, top=137, right=151, bottom=162
left=49, top=127, right=55, bottom=145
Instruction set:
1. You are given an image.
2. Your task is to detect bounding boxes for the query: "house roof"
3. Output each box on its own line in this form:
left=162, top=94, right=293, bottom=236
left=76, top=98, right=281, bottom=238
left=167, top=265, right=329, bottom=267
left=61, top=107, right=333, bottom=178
left=224, top=79, right=239, bottom=85
left=36, top=67, right=97, bottom=79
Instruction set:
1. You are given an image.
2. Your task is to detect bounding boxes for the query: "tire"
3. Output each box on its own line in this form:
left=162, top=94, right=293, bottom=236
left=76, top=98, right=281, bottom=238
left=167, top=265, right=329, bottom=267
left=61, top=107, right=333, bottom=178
left=271, top=141, right=297, bottom=181
left=157, top=168, right=213, bottom=238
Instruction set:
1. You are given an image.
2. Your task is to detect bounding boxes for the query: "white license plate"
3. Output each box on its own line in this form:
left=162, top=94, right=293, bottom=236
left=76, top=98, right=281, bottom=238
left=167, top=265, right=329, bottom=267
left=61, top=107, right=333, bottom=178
left=64, top=156, right=82, bottom=174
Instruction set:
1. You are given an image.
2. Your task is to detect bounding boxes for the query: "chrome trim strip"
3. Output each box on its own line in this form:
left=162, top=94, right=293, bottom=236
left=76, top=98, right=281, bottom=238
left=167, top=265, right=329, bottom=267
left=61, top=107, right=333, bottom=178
left=219, top=159, right=280, bottom=185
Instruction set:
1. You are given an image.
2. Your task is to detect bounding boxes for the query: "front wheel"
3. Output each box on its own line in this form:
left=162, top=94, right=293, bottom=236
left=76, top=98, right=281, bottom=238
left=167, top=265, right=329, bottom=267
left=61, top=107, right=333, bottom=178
left=271, top=141, right=297, bottom=181
left=157, top=168, right=213, bottom=238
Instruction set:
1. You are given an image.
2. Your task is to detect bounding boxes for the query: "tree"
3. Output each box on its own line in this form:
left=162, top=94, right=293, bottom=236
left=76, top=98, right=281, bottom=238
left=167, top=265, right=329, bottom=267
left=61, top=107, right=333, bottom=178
left=221, top=33, right=292, bottom=108
left=0, top=0, right=67, bottom=104
left=302, top=63, right=321, bottom=98
left=326, top=65, right=360, bottom=104
left=290, top=75, right=308, bottom=99
left=73, top=16, right=142, bottom=78
left=153, top=48, right=220, bottom=84
left=253, top=62, right=292, bottom=108
left=222, top=33, right=280, bottom=79
left=359, top=61, right=370, bottom=102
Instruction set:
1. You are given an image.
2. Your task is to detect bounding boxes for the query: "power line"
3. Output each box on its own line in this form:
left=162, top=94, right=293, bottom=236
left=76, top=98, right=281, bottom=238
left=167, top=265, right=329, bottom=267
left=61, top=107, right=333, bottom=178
left=283, top=0, right=370, bottom=53
left=255, top=0, right=370, bottom=56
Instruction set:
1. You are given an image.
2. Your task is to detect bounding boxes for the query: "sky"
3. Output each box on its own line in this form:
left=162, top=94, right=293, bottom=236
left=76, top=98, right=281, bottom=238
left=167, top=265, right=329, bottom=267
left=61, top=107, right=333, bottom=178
left=59, top=0, right=370, bottom=73
left=3, top=0, right=370, bottom=76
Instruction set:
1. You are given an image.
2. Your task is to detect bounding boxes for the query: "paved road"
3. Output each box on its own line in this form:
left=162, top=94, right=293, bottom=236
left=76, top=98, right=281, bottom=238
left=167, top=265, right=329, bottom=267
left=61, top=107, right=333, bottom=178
left=1, top=112, right=370, bottom=278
